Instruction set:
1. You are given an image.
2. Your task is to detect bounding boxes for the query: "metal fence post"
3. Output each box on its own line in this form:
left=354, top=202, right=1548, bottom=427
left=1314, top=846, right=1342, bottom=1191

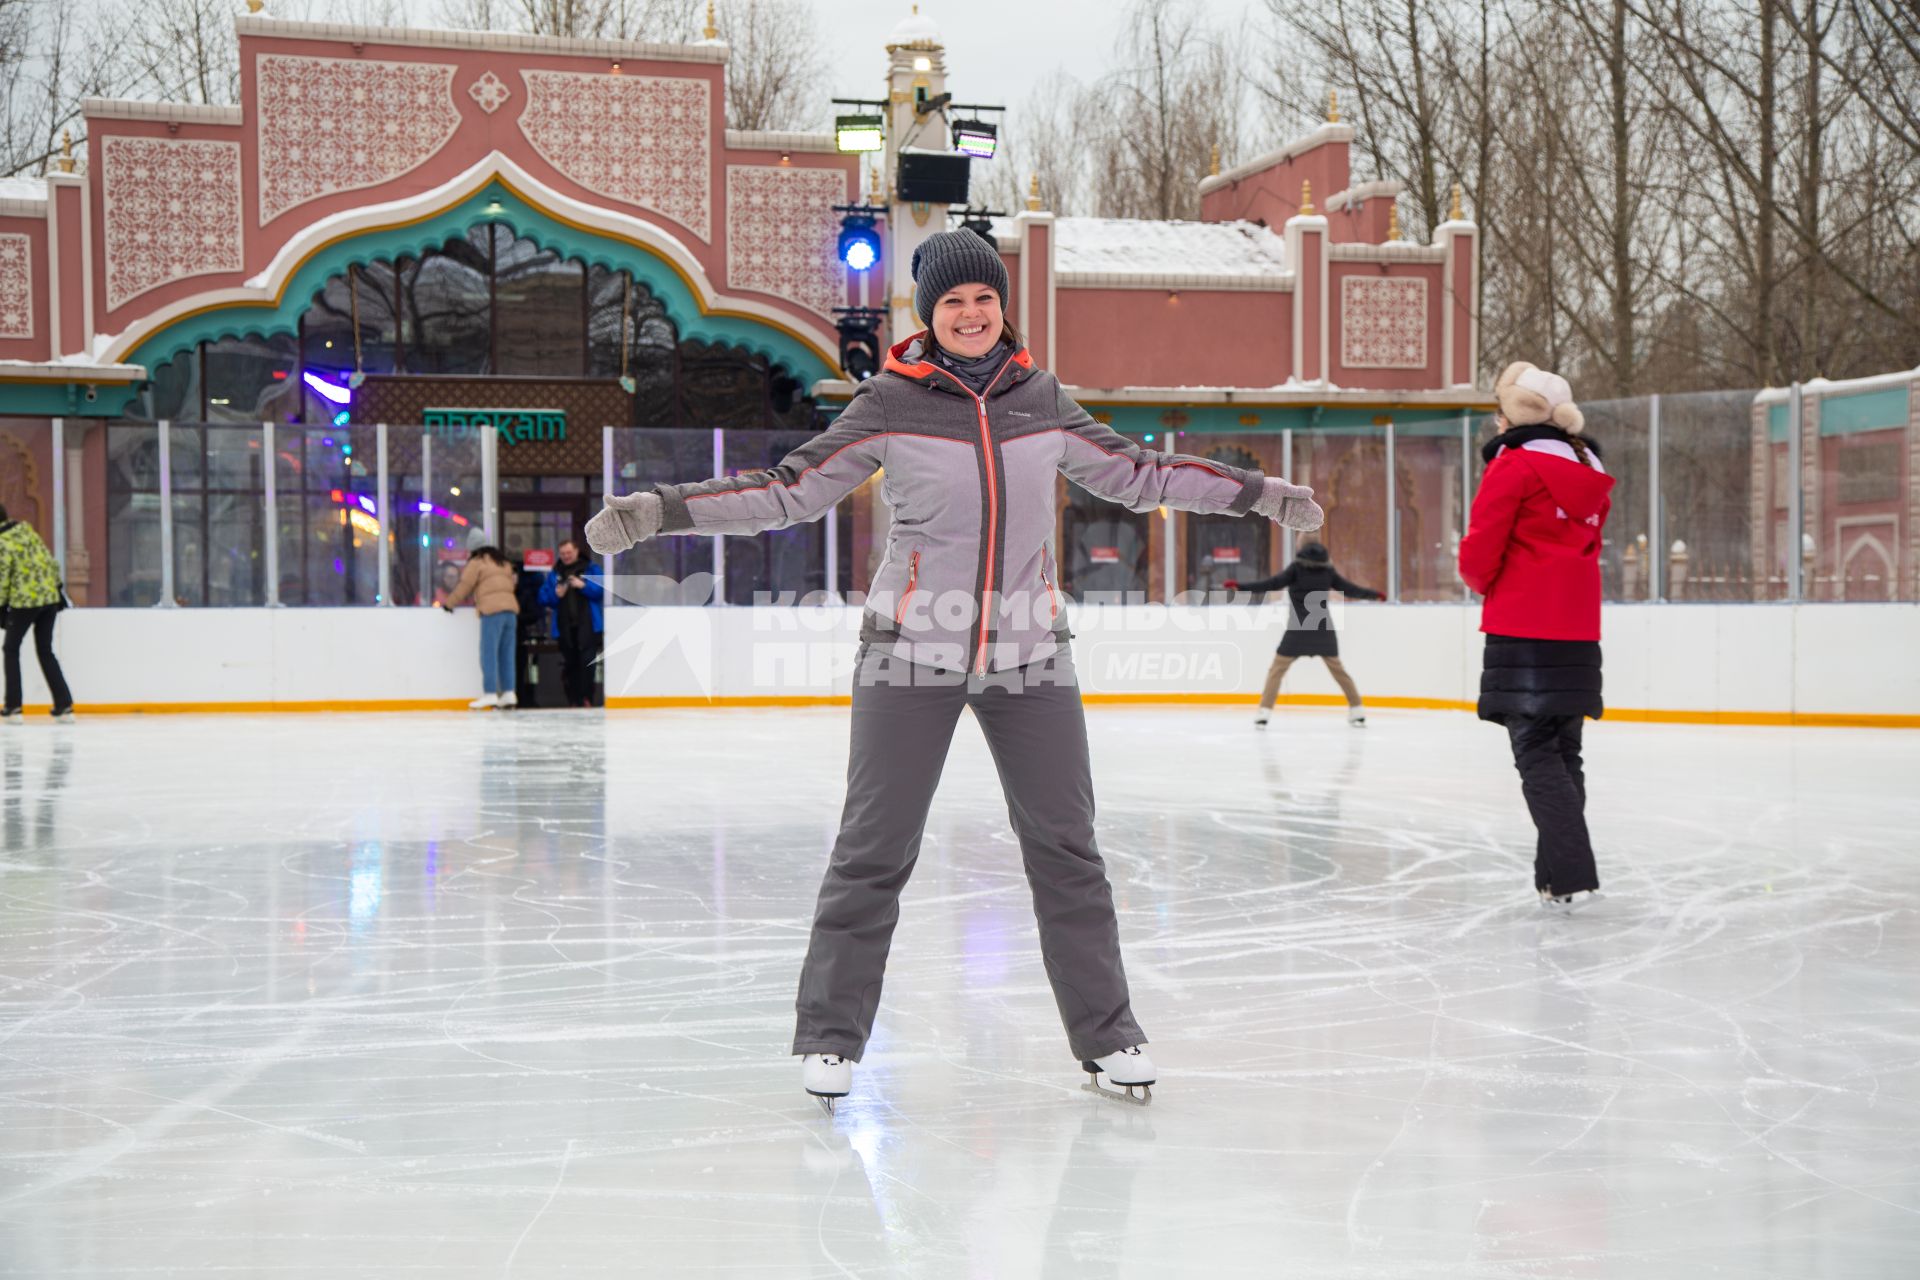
left=50, top=417, right=66, bottom=577
left=156, top=419, right=177, bottom=608
left=601, top=424, right=616, bottom=600
left=376, top=422, right=392, bottom=606
left=1459, top=411, right=1472, bottom=601
left=824, top=499, right=840, bottom=604
left=1281, top=427, right=1296, bottom=564
left=1385, top=420, right=1399, bottom=602
left=1787, top=382, right=1804, bottom=602
left=711, top=426, right=727, bottom=605
left=419, top=430, right=433, bottom=606
left=263, top=420, right=280, bottom=606
left=1648, top=394, right=1663, bottom=601
left=481, top=424, right=499, bottom=545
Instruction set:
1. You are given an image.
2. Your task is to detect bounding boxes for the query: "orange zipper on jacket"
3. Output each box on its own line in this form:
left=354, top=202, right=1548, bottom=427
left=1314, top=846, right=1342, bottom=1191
left=894, top=550, right=920, bottom=625
left=1041, top=556, right=1060, bottom=621
left=921, top=352, right=1017, bottom=677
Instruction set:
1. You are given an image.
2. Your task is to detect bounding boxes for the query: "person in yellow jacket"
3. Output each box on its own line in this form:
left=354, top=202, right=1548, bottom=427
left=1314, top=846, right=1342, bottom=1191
left=0, top=503, right=74, bottom=721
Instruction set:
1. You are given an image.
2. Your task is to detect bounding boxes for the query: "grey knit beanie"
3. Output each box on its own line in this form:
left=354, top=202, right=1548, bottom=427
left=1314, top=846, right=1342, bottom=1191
left=911, top=229, right=1009, bottom=328
left=467, top=525, right=493, bottom=552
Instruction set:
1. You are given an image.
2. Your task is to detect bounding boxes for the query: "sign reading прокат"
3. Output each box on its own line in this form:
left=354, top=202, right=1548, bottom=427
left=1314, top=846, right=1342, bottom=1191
left=424, top=408, right=567, bottom=443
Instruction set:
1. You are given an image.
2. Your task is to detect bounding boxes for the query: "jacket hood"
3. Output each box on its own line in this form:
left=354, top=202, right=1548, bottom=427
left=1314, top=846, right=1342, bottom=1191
left=883, top=331, right=1036, bottom=395
left=1512, top=448, right=1615, bottom=524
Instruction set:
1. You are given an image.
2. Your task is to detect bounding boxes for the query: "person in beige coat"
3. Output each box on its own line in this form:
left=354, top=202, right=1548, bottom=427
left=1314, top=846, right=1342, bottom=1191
left=440, top=526, right=520, bottom=709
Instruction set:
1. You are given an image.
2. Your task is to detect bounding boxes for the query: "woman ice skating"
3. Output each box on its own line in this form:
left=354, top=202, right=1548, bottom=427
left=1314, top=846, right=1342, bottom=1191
left=0, top=503, right=74, bottom=722
left=1458, top=362, right=1613, bottom=913
left=440, top=527, right=520, bottom=710
left=539, top=540, right=603, bottom=707
left=1224, top=541, right=1381, bottom=728
left=585, top=228, right=1326, bottom=1110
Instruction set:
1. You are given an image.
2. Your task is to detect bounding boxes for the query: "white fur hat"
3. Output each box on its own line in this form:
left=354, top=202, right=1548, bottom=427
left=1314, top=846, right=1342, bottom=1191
left=1495, top=361, right=1585, bottom=434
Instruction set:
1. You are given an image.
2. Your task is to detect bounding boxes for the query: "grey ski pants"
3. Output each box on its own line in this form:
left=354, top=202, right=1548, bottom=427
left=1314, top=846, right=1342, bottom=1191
left=792, top=642, right=1146, bottom=1063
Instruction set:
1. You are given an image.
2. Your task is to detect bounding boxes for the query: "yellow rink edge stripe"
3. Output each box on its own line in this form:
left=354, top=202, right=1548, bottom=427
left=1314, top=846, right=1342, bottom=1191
left=13, top=695, right=1920, bottom=728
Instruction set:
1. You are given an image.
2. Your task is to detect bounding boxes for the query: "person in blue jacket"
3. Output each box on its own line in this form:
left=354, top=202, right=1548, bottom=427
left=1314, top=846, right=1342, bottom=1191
left=538, top=539, right=603, bottom=707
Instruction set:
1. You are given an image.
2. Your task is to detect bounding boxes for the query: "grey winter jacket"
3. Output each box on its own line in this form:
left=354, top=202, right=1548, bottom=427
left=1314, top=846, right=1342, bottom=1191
left=651, top=335, right=1269, bottom=674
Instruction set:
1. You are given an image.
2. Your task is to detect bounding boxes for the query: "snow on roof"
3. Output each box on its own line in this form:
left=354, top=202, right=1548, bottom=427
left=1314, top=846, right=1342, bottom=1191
left=0, top=175, right=48, bottom=204
left=1045, top=216, right=1290, bottom=280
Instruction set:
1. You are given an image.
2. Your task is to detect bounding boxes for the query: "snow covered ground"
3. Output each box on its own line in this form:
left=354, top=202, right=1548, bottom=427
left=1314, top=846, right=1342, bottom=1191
left=1, top=707, right=1915, bottom=1277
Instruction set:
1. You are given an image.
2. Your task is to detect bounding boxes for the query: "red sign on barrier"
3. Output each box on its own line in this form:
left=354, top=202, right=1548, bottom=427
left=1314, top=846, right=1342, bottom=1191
left=1210, top=547, right=1242, bottom=563
left=523, top=549, right=556, bottom=571
left=1089, top=546, right=1121, bottom=564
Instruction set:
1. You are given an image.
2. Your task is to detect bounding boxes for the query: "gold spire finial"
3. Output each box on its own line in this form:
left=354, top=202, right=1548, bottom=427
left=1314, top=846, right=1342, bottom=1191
left=1450, top=182, right=1464, bottom=221
left=56, top=128, right=75, bottom=174
left=1208, top=142, right=1220, bottom=177
left=704, top=0, right=718, bottom=39
left=1027, top=171, right=1042, bottom=211
left=1300, top=180, right=1314, bottom=216
left=245, top=0, right=263, bottom=11
left=1387, top=203, right=1400, bottom=241
left=1328, top=90, right=1339, bottom=123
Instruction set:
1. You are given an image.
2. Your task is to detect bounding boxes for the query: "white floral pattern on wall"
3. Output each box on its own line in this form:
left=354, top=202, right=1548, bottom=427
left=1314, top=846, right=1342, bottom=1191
left=101, top=137, right=244, bottom=311
left=519, top=70, right=711, bottom=242
left=1340, top=275, right=1428, bottom=370
left=0, top=234, right=31, bottom=339
left=468, top=71, right=511, bottom=115
left=256, top=54, right=460, bottom=224
left=725, top=165, right=846, bottom=320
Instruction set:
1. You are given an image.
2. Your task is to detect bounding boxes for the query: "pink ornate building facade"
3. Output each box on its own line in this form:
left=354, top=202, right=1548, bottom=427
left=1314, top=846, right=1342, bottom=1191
left=0, top=14, right=1489, bottom=611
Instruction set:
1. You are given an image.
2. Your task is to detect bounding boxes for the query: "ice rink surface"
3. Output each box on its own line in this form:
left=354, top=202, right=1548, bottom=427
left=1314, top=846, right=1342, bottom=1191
left=1, top=704, right=1916, bottom=1278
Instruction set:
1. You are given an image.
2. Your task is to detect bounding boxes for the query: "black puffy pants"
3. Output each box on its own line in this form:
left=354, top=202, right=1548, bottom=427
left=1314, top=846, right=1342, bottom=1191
left=1505, top=714, right=1600, bottom=895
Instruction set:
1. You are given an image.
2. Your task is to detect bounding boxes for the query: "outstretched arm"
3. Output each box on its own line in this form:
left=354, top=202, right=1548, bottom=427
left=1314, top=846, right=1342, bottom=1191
left=1052, top=386, right=1324, bottom=530
left=587, top=383, right=888, bottom=553
left=1330, top=571, right=1383, bottom=600
left=1054, top=385, right=1264, bottom=514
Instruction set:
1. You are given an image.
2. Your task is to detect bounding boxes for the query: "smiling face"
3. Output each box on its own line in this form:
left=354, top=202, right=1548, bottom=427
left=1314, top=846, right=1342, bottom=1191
left=557, top=541, right=579, bottom=566
left=930, top=283, right=1004, bottom=359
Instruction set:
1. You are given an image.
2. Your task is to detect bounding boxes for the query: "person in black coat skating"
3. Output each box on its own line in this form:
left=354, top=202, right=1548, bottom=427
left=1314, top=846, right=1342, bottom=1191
left=1225, top=542, right=1382, bottom=727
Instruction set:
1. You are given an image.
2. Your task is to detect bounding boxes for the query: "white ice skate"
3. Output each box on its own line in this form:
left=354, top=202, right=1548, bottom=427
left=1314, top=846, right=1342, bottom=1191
left=496, top=690, right=517, bottom=709
left=468, top=693, right=498, bottom=710
left=1252, top=710, right=1270, bottom=728
left=1539, top=888, right=1600, bottom=915
left=803, top=1053, right=852, bottom=1115
left=1082, top=1045, right=1155, bottom=1105
left=1347, top=708, right=1367, bottom=727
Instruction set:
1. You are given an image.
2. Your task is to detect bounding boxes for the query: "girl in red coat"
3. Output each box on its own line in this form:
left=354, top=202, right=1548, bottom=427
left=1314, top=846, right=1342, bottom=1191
left=1458, top=363, right=1614, bottom=911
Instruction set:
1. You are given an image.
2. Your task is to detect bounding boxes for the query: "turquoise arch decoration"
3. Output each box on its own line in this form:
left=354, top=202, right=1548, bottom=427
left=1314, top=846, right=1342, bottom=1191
left=121, top=183, right=838, bottom=388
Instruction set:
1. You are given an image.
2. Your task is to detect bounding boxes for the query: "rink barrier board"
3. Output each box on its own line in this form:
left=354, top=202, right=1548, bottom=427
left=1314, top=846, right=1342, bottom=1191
left=16, top=696, right=1920, bottom=728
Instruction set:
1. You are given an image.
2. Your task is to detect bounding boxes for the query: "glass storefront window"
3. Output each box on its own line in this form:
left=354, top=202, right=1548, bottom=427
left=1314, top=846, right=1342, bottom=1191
left=401, top=232, right=491, bottom=376
left=495, top=230, right=585, bottom=376
left=1295, top=427, right=1389, bottom=596
left=205, top=333, right=300, bottom=423
left=1395, top=417, right=1471, bottom=602
left=105, top=423, right=163, bottom=606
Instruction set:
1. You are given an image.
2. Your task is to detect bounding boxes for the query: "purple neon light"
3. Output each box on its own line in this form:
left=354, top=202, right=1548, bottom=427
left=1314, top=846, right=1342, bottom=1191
left=303, top=371, right=352, bottom=406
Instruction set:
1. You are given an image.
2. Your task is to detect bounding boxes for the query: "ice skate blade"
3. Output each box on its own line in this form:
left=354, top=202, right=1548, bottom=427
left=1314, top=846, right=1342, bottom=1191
left=807, top=1090, right=846, bottom=1117
left=1081, top=1079, right=1153, bottom=1106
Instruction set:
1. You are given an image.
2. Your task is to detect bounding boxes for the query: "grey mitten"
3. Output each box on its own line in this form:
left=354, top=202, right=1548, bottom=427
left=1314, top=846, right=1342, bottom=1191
left=1251, top=476, right=1324, bottom=532
left=585, top=490, right=662, bottom=555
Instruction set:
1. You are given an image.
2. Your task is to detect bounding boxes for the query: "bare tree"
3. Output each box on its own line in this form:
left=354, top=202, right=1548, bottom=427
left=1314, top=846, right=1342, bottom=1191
left=716, top=0, right=825, bottom=131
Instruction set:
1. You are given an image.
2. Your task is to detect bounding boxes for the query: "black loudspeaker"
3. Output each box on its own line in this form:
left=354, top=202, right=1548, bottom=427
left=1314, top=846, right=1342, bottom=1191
left=897, top=152, right=971, bottom=204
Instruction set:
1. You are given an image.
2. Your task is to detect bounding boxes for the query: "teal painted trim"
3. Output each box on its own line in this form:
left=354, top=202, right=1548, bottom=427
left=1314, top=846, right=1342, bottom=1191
left=1769, top=402, right=1788, bottom=443
left=120, top=183, right=835, bottom=384
left=0, top=381, right=136, bottom=417
left=1818, top=386, right=1910, bottom=436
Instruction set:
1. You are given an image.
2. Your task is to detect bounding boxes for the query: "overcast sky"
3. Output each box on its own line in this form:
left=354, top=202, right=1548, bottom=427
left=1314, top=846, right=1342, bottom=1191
left=806, top=0, right=1260, bottom=117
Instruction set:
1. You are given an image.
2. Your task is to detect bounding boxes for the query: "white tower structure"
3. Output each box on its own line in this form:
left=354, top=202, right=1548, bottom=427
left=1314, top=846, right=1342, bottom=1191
left=882, top=7, right=952, bottom=341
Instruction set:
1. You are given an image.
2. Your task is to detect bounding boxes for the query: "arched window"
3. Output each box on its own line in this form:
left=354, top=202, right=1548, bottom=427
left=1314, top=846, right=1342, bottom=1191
left=125, top=222, right=817, bottom=430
